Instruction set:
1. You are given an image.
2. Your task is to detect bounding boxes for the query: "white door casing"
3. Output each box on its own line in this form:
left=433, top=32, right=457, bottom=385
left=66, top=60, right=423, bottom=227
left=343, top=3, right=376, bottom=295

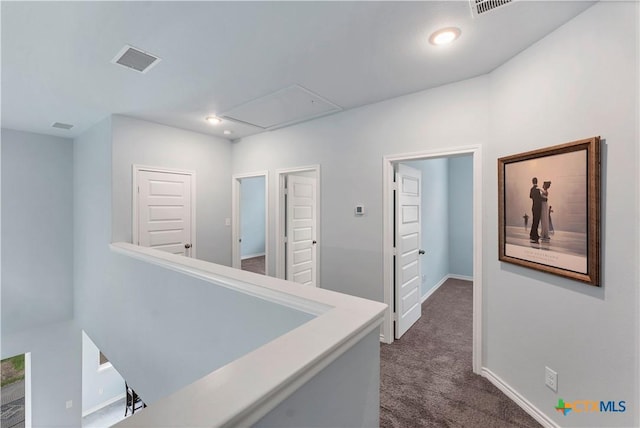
left=286, top=174, right=317, bottom=286
left=134, top=166, right=195, bottom=257
left=394, top=163, right=422, bottom=338
left=382, top=145, right=482, bottom=374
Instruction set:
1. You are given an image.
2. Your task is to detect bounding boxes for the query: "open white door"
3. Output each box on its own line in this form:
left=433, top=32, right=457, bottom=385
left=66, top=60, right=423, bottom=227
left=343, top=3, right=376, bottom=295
left=136, top=168, right=194, bottom=257
left=394, top=164, right=422, bottom=338
left=286, top=174, right=317, bottom=286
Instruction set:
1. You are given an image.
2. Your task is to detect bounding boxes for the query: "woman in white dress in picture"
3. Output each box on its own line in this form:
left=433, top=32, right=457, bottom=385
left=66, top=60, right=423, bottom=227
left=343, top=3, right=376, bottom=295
left=540, top=181, right=551, bottom=241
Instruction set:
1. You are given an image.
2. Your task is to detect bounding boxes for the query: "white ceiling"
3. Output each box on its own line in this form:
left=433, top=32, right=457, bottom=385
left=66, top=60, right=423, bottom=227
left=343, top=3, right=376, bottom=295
left=1, top=1, right=594, bottom=140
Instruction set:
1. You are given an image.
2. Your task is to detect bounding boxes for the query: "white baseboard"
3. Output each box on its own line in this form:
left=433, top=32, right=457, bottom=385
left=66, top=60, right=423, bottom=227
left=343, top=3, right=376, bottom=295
left=421, top=273, right=472, bottom=303
left=448, top=273, right=473, bottom=282
left=82, top=392, right=126, bottom=418
left=482, top=368, right=558, bottom=428
left=421, top=275, right=449, bottom=303
left=241, top=252, right=265, bottom=260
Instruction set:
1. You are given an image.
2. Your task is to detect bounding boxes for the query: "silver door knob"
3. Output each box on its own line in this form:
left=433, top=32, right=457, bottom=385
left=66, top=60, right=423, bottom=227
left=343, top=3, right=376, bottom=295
left=185, top=243, right=192, bottom=249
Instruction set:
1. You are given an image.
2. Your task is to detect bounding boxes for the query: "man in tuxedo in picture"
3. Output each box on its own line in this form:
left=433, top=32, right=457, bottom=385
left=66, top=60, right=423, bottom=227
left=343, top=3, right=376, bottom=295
left=529, top=177, right=543, bottom=243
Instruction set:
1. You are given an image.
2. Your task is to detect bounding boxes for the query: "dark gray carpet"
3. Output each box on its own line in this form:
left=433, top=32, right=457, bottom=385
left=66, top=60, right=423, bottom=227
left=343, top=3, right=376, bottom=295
left=241, top=255, right=265, bottom=275
left=380, top=279, right=541, bottom=428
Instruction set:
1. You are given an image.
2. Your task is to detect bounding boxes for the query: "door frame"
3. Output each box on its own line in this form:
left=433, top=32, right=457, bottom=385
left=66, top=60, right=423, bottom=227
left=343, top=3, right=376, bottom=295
left=231, top=171, right=270, bottom=274
left=132, top=165, right=197, bottom=257
left=275, top=165, right=321, bottom=284
left=25, top=352, right=31, bottom=428
left=382, top=145, right=483, bottom=374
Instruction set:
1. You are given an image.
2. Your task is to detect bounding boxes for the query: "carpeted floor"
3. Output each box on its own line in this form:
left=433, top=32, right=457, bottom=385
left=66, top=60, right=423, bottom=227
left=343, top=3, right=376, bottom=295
left=380, top=278, right=541, bottom=428
left=241, top=255, right=265, bottom=275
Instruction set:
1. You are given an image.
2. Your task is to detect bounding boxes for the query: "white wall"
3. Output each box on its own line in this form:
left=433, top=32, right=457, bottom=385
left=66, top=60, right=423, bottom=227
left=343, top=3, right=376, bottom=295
left=231, top=75, right=490, bottom=300
left=74, top=117, right=113, bottom=330
left=448, top=155, right=473, bottom=278
left=103, top=251, right=315, bottom=404
left=232, top=3, right=639, bottom=425
left=4, top=2, right=636, bottom=426
left=485, top=2, right=638, bottom=427
left=111, top=115, right=232, bottom=265
left=1, top=321, right=82, bottom=427
left=1, top=129, right=79, bottom=426
left=82, top=331, right=124, bottom=415
left=255, top=330, right=380, bottom=427
left=76, top=116, right=314, bottom=405
left=1, top=129, right=74, bottom=335
left=403, top=159, right=450, bottom=296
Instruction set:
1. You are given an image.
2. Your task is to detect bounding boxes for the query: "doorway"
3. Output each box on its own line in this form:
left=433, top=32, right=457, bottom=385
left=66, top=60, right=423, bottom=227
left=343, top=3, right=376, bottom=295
left=383, top=146, right=483, bottom=374
left=232, top=172, right=269, bottom=275
left=132, top=165, right=196, bottom=257
left=276, top=165, right=320, bottom=286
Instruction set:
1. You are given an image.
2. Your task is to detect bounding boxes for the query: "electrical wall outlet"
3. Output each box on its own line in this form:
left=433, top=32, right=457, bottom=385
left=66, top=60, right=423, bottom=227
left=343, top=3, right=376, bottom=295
left=66, top=400, right=73, bottom=409
left=225, top=218, right=231, bottom=226
left=99, top=387, right=103, bottom=395
left=545, top=366, right=558, bottom=392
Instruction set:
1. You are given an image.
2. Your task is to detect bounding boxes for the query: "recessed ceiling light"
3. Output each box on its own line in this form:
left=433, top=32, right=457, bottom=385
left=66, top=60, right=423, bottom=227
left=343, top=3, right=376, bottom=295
left=429, top=27, right=461, bottom=46
left=223, top=130, right=232, bottom=135
left=206, top=116, right=222, bottom=125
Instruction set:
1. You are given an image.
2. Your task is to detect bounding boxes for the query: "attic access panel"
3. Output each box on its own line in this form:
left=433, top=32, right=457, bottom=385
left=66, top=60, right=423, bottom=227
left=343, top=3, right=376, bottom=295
left=221, top=85, right=342, bottom=130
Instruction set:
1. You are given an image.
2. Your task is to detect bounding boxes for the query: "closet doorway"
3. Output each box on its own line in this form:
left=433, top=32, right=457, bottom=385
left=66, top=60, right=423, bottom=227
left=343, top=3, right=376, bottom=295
left=232, top=172, right=269, bottom=275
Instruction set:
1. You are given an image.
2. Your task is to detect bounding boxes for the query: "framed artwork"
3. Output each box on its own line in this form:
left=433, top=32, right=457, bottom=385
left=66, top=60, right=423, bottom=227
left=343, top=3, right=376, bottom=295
left=498, top=137, right=601, bottom=286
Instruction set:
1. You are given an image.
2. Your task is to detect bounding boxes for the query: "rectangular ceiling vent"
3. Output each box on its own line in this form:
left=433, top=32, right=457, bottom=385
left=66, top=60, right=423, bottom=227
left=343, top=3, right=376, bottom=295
left=111, top=45, right=161, bottom=73
left=51, top=122, right=74, bottom=130
left=470, top=0, right=513, bottom=17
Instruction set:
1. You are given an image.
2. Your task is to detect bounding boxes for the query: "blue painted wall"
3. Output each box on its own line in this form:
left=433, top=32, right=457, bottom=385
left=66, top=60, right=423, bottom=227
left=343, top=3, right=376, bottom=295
left=448, top=156, right=473, bottom=277
left=403, top=159, right=449, bottom=297
left=240, top=176, right=266, bottom=258
left=404, top=155, right=473, bottom=298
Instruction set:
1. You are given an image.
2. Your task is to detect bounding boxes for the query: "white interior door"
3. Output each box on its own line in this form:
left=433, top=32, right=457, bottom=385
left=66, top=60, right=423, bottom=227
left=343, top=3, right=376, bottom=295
left=136, top=169, right=193, bottom=257
left=394, top=164, right=422, bottom=338
left=286, top=174, right=317, bottom=286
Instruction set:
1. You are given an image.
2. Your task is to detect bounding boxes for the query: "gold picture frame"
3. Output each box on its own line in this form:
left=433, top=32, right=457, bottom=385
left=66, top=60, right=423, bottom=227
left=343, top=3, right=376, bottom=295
left=498, top=137, right=601, bottom=286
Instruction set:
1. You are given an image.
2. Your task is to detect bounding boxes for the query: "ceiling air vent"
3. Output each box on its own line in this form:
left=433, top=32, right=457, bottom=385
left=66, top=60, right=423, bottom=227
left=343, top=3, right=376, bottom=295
left=51, top=122, right=74, bottom=130
left=470, top=0, right=513, bottom=17
left=111, top=45, right=161, bottom=73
